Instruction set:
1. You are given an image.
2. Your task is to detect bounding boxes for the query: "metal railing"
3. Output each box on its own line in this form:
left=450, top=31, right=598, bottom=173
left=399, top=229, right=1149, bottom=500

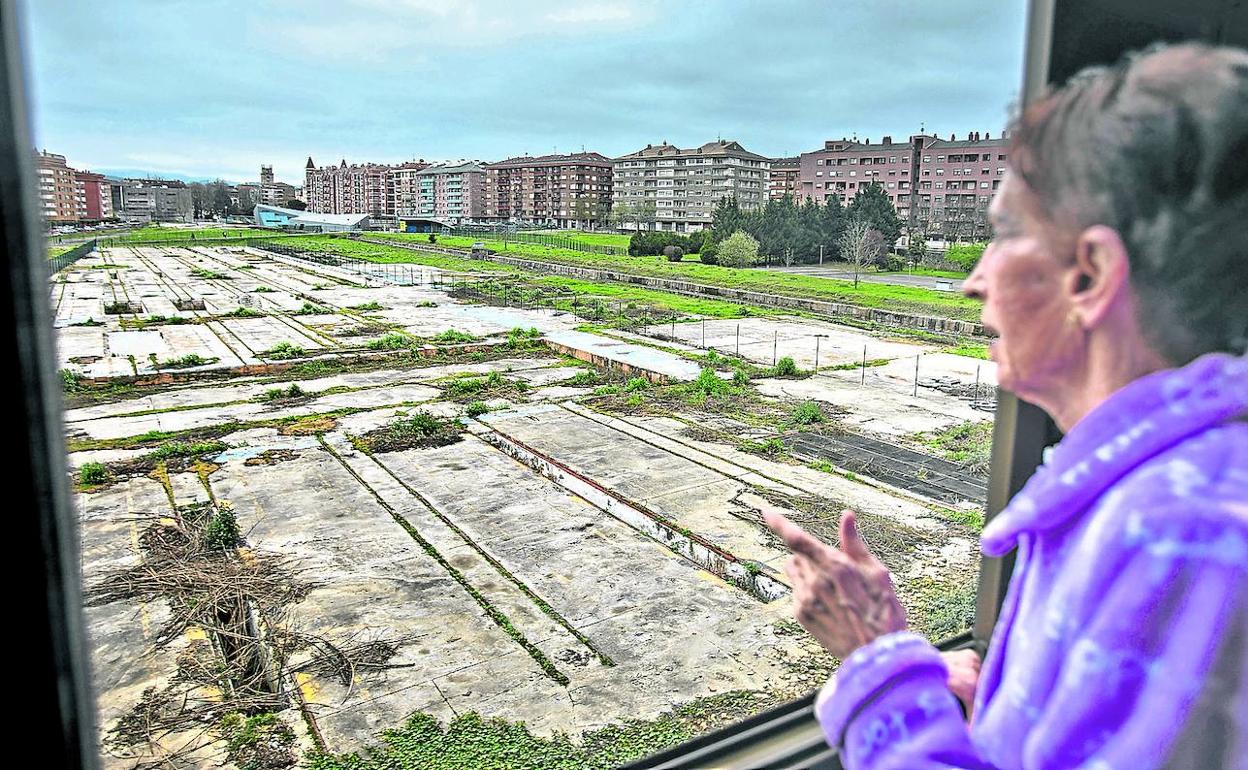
left=47, top=239, right=95, bottom=275
left=443, top=227, right=627, bottom=255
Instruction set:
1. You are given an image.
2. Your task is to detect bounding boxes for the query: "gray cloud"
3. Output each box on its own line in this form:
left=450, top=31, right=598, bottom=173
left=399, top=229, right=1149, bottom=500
left=25, top=0, right=1025, bottom=183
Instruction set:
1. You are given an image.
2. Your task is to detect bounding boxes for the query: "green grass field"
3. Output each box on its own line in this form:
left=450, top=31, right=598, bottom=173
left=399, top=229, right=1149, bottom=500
left=266, top=235, right=517, bottom=274
left=104, top=226, right=276, bottom=244
left=381, top=235, right=982, bottom=321
left=544, top=230, right=633, bottom=248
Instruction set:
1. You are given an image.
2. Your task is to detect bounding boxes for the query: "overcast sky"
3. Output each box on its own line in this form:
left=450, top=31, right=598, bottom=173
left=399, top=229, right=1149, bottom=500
left=25, top=0, right=1027, bottom=185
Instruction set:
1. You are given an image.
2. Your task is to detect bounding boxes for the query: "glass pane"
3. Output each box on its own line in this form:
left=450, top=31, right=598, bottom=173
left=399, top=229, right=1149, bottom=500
left=30, top=2, right=1021, bottom=766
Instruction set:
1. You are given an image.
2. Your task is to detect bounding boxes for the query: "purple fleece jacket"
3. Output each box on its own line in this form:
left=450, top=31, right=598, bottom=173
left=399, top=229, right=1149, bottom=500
left=815, top=353, right=1248, bottom=769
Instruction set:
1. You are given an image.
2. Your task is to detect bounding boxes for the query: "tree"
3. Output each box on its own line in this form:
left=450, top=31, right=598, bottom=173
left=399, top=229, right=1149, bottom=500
left=710, top=196, right=745, bottom=244
left=594, top=199, right=613, bottom=229
left=569, top=197, right=593, bottom=228
left=847, top=182, right=902, bottom=251
left=284, top=199, right=307, bottom=211
left=907, top=228, right=928, bottom=265
left=839, top=218, right=872, bottom=287
left=636, top=200, right=657, bottom=231
left=718, top=230, right=760, bottom=268
left=611, top=202, right=635, bottom=230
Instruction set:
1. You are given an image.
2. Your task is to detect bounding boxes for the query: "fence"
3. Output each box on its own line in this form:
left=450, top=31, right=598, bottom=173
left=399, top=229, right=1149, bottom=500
left=647, top=318, right=998, bottom=413
left=443, top=228, right=627, bottom=256
left=48, top=239, right=96, bottom=275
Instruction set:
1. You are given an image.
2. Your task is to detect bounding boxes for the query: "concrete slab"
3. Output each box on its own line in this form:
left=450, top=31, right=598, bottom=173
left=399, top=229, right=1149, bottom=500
left=544, top=329, right=702, bottom=382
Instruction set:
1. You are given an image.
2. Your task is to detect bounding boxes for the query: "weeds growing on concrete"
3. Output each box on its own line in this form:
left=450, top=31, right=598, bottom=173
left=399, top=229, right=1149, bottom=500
left=79, top=461, right=111, bottom=486
left=366, top=332, right=414, bottom=351
left=433, top=329, right=479, bottom=344
left=294, top=302, right=330, bottom=315
left=913, top=420, right=993, bottom=473
left=351, top=411, right=464, bottom=452
left=160, top=353, right=218, bottom=369
left=263, top=342, right=307, bottom=360
left=788, top=400, right=826, bottom=426
left=224, top=306, right=264, bottom=318
left=260, top=383, right=308, bottom=402
left=191, top=268, right=232, bottom=280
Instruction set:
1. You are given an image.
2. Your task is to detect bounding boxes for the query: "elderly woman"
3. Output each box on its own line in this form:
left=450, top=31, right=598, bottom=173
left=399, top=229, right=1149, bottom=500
left=766, top=42, right=1248, bottom=769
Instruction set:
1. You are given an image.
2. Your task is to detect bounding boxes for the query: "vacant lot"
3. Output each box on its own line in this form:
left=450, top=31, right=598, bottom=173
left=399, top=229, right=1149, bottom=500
left=60, top=244, right=988, bottom=769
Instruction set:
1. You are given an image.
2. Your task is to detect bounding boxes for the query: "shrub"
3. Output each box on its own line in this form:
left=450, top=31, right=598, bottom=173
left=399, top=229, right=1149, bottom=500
left=295, top=301, right=330, bottom=315
left=946, top=242, right=987, bottom=272
left=161, top=353, right=214, bottom=368
left=368, top=332, right=413, bottom=351
left=60, top=368, right=83, bottom=393
left=624, top=377, right=650, bottom=392
left=353, top=411, right=464, bottom=452
left=717, top=230, right=760, bottom=268
left=772, top=356, right=801, bottom=377
left=629, top=231, right=703, bottom=257
left=562, top=370, right=599, bottom=387
left=433, top=329, right=479, bottom=344
left=506, top=326, right=542, bottom=348
left=663, top=245, right=684, bottom=262
left=202, top=503, right=241, bottom=551
left=263, top=342, right=305, bottom=360
left=79, top=461, right=110, bottom=485
left=789, top=400, right=825, bottom=426
left=261, top=383, right=306, bottom=401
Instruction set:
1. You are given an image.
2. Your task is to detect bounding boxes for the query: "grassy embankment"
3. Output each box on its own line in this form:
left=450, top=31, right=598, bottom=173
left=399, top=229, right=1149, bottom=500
left=361, top=233, right=982, bottom=322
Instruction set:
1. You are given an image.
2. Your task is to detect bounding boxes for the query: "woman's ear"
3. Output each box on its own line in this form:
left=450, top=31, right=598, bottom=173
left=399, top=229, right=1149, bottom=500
left=1069, top=225, right=1131, bottom=329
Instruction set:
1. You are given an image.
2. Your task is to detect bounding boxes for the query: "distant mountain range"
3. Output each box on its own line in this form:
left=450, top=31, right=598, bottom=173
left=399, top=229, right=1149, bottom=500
left=93, top=168, right=249, bottom=185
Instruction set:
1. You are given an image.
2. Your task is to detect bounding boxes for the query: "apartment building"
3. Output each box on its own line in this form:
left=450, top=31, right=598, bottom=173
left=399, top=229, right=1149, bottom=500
left=112, top=179, right=193, bottom=223
left=36, top=150, right=85, bottom=223
left=798, top=135, right=916, bottom=220
left=394, top=161, right=486, bottom=224
left=612, top=140, right=769, bottom=232
left=75, top=171, right=114, bottom=221
left=304, top=157, right=428, bottom=223
left=797, top=131, right=1007, bottom=242
left=912, top=132, right=1007, bottom=242
left=768, top=156, right=800, bottom=200
left=484, top=152, right=612, bottom=227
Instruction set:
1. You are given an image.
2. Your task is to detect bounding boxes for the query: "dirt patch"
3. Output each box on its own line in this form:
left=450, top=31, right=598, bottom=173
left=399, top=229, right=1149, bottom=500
left=245, top=449, right=301, bottom=466
left=277, top=416, right=338, bottom=435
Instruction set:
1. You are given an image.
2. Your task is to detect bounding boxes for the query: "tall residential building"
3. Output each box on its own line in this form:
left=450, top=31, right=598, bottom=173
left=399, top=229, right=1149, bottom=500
left=115, top=179, right=193, bottom=223
left=797, top=131, right=1007, bottom=242
left=75, top=171, right=114, bottom=221
left=36, top=150, right=86, bottom=223
left=304, top=157, right=427, bottom=224
left=483, top=152, right=613, bottom=227
left=768, top=157, right=800, bottom=200
left=912, top=132, right=1007, bottom=242
left=612, top=140, right=769, bottom=232
left=394, top=161, right=486, bottom=224
left=798, top=135, right=916, bottom=220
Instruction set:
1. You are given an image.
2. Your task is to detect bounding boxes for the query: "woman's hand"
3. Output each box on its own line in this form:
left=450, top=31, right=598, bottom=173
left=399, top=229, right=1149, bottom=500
left=941, top=649, right=982, bottom=721
left=763, top=509, right=906, bottom=660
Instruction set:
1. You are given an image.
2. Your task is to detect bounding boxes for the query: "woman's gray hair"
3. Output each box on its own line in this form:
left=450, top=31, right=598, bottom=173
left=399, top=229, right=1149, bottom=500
left=1008, top=42, right=1248, bottom=363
